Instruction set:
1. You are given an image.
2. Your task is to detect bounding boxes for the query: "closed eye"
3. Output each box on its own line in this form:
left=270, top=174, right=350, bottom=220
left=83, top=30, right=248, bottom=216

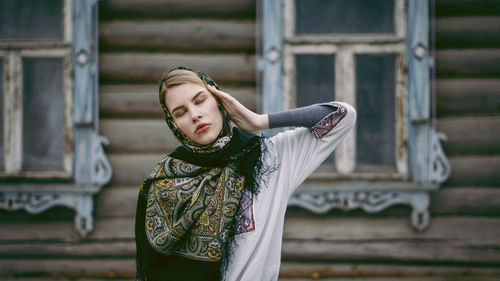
left=194, top=97, right=206, bottom=105
left=173, top=109, right=186, bottom=118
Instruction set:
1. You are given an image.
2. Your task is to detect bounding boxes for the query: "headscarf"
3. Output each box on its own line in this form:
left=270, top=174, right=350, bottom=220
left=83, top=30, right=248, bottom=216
left=158, top=66, right=233, bottom=154
left=135, top=67, right=264, bottom=280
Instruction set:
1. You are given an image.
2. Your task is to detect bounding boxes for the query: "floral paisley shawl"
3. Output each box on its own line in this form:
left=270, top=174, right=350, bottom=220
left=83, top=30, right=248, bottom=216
left=143, top=154, right=247, bottom=262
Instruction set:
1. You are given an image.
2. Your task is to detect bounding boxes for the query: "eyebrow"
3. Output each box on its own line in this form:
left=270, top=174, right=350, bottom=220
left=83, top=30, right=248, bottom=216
left=171, top=91, right=206, bottom=114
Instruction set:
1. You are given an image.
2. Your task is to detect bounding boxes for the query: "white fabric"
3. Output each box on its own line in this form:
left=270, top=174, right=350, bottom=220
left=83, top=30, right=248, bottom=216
left=224, top=102, right=356, bottom=281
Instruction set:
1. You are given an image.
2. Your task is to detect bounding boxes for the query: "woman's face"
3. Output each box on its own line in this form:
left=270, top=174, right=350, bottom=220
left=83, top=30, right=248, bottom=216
left=165, top=83, right=223, bottom=145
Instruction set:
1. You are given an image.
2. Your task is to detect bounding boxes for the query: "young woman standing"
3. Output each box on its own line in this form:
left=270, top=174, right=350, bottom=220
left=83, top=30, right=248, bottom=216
left=135, top=67, right=356, bottom=281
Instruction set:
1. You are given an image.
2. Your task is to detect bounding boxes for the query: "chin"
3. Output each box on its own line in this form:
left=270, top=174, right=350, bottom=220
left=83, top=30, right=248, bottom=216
left=195, top=134, right=217, bottom=145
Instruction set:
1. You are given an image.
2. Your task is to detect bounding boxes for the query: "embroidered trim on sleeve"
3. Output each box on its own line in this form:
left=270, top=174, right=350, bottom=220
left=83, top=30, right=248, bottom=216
left=309, top=102, right=348, bottom=139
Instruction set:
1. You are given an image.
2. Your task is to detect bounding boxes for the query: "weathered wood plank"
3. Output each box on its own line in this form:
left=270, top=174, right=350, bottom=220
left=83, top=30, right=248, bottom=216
left=100, top=20, right=255, bottom=52
left=0, top=276, right=74, bottom=281
left=95, top=186, right=138, bottom=218
left=282, top=215, right=500, bottom=263
left=99, top=0, right=255, bottom=20
left=436, top=49, right=500, bottom=78
left=283, top=217, right=500, bottom=245
left=99, top=84, right=256, bottom=118
left=99, top=84, right=161, bottom=118
left=93, top=185, right=500, bottom=219
left=1, top=217, right=499, bottom=270
left=445, top=155, right=500, bottom=186
left=279, top=277, right=500, bottom=281
left=436, top=116, right=500, bottom=155
left=0, top=258, right=135, bottom=278
left=280, top=262, right=500, bottom=280
left=1, top=261, right=498, bottom=280
left=106, top=152, right=500, bottom=188
left=90, top=217, right=135, bottom=240
left=100, top=53, right=255, bottom=84
left=100, top=119, right=178, bottom=153
left=2, top=217, right=498, bottom=245
left=282, top=240, right=500, bottom=263
left=78, top=279, right=133, bottom=281
left=5, top=232, right=500, bottom=263
left=0, top=217, right=134, bottom=241
left=0, top=241, right=135, bottom=258
left=436, top=16, right=500, bottom=48
left=436, top=0, right=500, bottom=17
left=431, top=187, right=500, bottom=215
left=106, top=153, right=164, bottom=186
left=436, top=78, right=500, bottom=116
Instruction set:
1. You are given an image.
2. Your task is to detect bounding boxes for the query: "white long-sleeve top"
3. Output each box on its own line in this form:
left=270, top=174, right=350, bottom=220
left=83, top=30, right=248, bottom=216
left=224, top=102, right=356, bottom=281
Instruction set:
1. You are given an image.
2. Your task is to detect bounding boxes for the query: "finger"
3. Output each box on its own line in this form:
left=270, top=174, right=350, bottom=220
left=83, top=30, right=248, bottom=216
left=207, top=85, right=235, bottom=105
left=207, top=84, right=222, bottom=96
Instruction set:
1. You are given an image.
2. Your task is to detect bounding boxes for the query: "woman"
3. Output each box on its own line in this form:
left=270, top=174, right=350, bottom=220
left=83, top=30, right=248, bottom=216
left=135, top=67, right=356, bottom=281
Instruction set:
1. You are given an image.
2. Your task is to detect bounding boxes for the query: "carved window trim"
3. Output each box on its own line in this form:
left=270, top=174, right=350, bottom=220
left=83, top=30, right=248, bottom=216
left=259, top=0, right=450, bottom=231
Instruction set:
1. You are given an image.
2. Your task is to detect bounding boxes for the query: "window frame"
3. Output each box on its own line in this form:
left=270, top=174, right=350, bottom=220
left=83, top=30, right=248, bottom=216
left=0, top=0, right=73, bottom=178
left=0, top=48, right=73, bottom=178
left=0, top=0, right=111, bottom=237
left=259, top=0, right=451, bottom=231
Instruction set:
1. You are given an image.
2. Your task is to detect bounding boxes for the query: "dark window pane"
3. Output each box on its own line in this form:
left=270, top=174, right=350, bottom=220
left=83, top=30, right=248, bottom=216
left=0, top=60, right=3, bottom=170
left=355, top=54, right=396, bottom=172
left=22, top=58, right=64, bottom=170
left=0, top=0, right=63, bottom=40
left=296, top=0, right=394, bottom=34
left=296, top=54, right=336, bottom=171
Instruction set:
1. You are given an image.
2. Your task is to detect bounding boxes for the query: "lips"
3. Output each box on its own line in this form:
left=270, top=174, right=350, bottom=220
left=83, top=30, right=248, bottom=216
left=195, top=123, right=210, bottom=134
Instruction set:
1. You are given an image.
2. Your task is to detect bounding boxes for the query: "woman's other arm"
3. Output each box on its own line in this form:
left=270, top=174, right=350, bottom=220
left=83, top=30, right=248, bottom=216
left=208, top=84, right=348, bottom=134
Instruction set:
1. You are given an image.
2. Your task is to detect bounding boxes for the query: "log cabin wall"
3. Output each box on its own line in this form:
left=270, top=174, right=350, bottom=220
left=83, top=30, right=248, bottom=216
left=0, top=0, right=499, bottom=280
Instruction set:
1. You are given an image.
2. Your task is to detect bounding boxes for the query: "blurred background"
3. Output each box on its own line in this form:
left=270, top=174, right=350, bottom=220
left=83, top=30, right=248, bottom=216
left=0, top=0, right=499, bottom=280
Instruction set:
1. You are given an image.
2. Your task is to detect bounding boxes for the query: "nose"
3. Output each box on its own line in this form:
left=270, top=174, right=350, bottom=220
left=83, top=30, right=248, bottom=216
left=190, top=108, right=202, bottom=122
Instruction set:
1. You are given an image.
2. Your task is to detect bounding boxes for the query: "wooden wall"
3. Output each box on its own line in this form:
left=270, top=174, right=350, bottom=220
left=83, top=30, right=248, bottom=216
left=0, top=0, right=499, bottom=280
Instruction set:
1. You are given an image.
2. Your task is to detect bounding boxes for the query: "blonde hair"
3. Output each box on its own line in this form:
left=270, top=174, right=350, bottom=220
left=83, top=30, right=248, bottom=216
left=159, top=69, right=206, bottom=106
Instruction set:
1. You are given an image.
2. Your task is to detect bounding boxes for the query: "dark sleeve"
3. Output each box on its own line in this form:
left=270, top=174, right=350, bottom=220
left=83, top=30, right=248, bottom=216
left=268, top=103, right=339, bottom=129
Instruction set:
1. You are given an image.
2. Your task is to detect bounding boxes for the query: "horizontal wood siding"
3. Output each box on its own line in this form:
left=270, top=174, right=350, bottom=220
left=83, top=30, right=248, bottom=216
left=100, top=20, right=255, bottom=52
left=436, top=49, right=500, bottom=78
left=99, top=0, right=256, bottom=19
left=1, top=217, right=500, bottom=279
left=1, top=0, right=500, bottom=280
left=436, top=0, right=500, bottom=17
left=100, top=53, right=256, bottom=84
left=436, top=79, right=500, bottom=117
left=436, top=17, right=500, bottom=48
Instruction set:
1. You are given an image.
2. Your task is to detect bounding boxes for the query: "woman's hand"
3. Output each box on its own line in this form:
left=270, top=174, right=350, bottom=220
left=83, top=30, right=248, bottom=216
left=207, top=85, right=269, bottom=132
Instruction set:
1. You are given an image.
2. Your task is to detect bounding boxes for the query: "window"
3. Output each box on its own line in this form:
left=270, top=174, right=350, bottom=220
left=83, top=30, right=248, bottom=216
left=259, top=0, right=451, bottom=230
left=0, top=0, right=111, bottom=236
left=0, top=0, right=72, bottom=177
